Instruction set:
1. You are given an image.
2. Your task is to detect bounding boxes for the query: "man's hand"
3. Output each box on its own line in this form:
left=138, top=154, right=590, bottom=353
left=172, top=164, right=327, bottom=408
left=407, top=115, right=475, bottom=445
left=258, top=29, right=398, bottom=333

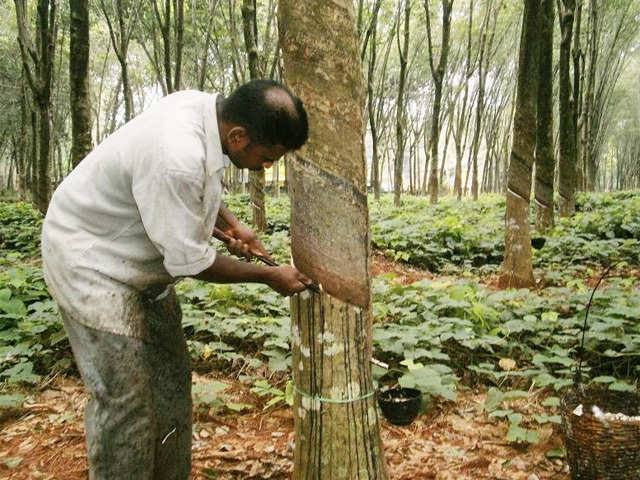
left=265, top=265, right=313, bottom=296
left=225, top=223, right=273, bottom=262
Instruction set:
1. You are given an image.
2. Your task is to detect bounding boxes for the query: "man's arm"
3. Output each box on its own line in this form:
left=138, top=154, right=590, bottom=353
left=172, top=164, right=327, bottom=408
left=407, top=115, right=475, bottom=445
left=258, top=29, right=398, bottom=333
left=215, top=203, right=272, bottom=260
left=215, top=202, right=239, bottom=232
left=193, top=253, right=311, bottom=296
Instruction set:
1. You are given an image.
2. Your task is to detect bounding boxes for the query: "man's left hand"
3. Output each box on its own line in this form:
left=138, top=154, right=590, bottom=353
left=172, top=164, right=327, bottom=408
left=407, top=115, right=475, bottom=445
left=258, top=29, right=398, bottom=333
left=224, top=224, right=273, bottom=262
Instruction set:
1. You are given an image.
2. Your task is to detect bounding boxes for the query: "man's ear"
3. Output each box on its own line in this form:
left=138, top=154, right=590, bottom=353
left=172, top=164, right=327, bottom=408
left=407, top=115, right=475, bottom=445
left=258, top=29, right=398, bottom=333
left=226, top=126, right=250, bottom=151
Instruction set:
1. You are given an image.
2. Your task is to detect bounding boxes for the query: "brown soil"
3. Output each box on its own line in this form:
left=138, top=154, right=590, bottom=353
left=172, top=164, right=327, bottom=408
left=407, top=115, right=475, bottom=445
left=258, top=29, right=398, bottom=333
left=0, top=375, right=569, bottom=480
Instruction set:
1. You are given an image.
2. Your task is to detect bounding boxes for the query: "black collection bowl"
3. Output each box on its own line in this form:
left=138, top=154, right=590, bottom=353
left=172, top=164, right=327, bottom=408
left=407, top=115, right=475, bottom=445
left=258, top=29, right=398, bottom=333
left=377, top=387, right=422, bottom=426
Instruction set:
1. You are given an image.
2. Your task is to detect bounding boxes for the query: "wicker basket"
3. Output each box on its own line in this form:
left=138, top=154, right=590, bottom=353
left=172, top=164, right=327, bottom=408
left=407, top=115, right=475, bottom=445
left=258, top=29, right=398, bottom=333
left=560, top=385, right=640, bottom=480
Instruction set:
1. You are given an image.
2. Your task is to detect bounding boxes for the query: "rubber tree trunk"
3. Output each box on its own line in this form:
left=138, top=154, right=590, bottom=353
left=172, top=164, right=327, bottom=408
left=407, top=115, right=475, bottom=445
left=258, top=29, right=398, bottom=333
left=278, top=1, right=388, bottom=478
left=557, top=0, right=577, bottom=217
left=69, top=0, right=93, bottom=168
left=499, top=0, right=539, bottom=289
left=534, top=0, right=554, bottom=232
left=242, top=0, right=267, bottom=232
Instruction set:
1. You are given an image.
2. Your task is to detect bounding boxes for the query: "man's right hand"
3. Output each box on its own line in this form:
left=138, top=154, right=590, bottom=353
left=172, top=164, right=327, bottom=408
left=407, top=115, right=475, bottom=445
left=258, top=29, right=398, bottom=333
left=266, top=265, right=313, bottom=296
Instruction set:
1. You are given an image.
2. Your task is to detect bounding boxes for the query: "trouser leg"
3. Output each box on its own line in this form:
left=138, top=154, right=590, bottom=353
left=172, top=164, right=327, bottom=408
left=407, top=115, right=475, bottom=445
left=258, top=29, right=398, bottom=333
left=62, top=313, right=155, bottom=480
left=61, top=288, right=192, bottom=480
left=143, top=289, right=192, bottom=480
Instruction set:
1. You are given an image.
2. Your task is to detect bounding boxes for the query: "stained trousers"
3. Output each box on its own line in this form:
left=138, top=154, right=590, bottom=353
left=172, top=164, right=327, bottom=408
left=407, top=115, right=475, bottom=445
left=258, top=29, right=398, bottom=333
left=61, top=288, right=192, bottom=480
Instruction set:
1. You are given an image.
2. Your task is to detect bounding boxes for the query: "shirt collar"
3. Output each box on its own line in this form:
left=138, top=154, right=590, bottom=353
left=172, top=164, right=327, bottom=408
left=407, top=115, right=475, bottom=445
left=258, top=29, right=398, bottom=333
left=204, top=93, right=230, bottom=176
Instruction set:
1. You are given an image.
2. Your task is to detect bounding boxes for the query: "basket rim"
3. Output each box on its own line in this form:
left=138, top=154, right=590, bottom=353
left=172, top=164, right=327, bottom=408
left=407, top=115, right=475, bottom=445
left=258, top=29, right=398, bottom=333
left=560, top=385, right=640, bottom=422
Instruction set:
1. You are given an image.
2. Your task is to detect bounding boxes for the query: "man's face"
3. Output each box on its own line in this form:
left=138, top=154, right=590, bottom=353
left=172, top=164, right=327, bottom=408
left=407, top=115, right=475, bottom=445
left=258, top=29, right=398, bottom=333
left=223, top=126, right=287, bottom=171
left=229, top=142, right=287, bottom=171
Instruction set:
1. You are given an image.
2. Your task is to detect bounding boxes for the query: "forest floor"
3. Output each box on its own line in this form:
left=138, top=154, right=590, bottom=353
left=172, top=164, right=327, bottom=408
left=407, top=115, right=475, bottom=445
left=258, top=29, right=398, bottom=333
left=0, top=255, right=572, bottom=480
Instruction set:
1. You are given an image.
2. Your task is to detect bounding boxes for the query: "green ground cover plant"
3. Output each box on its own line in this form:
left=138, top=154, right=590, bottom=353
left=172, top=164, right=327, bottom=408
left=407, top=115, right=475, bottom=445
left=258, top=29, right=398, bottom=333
left=0, top=202, right=43, bottom=260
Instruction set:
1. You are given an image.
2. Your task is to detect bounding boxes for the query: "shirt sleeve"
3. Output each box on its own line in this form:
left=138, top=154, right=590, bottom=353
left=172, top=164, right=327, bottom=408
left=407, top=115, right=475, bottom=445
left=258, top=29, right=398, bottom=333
left=132, top=168, right=216, bottom=277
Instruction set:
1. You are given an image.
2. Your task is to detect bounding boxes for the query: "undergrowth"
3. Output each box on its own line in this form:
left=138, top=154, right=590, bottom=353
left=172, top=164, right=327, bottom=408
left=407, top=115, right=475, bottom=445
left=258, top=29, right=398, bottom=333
left=1, top=192, right=638, bottom=441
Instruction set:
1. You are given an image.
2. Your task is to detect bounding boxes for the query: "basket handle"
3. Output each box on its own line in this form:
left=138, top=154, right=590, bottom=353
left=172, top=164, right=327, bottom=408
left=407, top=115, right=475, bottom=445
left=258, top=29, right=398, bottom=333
left=574, top=261, right=622, bottom=384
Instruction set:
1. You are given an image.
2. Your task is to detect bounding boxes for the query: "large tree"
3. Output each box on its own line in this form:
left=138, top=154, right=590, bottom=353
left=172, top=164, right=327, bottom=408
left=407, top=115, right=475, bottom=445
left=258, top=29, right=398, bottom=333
left=278, top=0, right=388, bottom=478
left=499, top=0, right=539, bottom=289
left=69, top=0, right=92, bottom=167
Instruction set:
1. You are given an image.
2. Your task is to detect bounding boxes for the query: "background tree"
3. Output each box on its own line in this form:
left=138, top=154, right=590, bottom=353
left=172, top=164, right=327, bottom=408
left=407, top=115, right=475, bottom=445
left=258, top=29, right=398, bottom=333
left=468, top=0, right=495, bottom=201
left=557, top=0, right=577, bottom=217
left=534, top=0, right=554, bottom=232
left=69, top=0, right=92, bottom=167
left=140, top=0, right=185, bottom=95
left=425, top=0, right=453, bottom=205
left=278, top=0, right=388, bottom=477
left=393, top=0, right=410, bottom=207
left=241, top=0, right=266, bottom=232
left=99, top=0, right=140, bottom=122
left=14, top=0, right=58, bottom=213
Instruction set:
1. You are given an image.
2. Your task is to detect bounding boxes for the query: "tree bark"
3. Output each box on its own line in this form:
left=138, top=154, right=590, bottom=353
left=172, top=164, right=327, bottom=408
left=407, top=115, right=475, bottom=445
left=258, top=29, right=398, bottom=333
left=534, top=0, right=554, bottom=232
left=499, top=0, right=539, bottom=289
left=69, top=0, right=92, bottom=168
left=278, top=0, right=387, bottom=477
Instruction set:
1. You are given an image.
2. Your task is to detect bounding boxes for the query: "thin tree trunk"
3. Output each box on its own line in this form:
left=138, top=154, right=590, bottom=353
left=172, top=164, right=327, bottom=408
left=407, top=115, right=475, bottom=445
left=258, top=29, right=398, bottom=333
left=470, top=2, right=493, bottom=200
left=279, top=0, right=388, bottom=477
left=69, top=0, right=92, bottom=168
left=582, top=0, right=598, bottom=190
left=15, top=0, right=57, bottom=213
left=242, top=0, right=267, bottom=232
left=367, top=3, right=381, bottom=199
left=573, top=3, right=584, bottom=190
left=394, top=0, right=410, bottom=207
left=454, top=0, right=474, bottom=200
left=425, top=0, right=453, bottom=205
left=557, top=0, right=577, bottom=216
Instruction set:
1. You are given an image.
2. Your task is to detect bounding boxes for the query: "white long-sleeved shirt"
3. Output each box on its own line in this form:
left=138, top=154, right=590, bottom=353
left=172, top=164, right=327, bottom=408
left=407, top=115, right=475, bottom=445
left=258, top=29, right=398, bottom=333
left=42, top=90, right=229, bottom=338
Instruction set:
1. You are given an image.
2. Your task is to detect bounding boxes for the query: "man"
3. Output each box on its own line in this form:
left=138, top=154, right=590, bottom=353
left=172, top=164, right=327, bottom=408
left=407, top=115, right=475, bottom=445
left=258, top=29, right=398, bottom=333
left=41, top=80, right=311, bottom=479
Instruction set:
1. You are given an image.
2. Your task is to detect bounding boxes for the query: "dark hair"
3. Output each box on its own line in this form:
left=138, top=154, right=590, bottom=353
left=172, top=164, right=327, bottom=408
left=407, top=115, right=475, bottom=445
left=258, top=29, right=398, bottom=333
left=220, top=79, right=309, bottom=150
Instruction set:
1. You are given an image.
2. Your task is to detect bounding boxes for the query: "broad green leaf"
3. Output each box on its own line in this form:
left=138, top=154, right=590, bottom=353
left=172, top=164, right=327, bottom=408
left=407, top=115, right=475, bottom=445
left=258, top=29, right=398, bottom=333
left=541, top=397, right=560, bottom=407
left=0, top=393, right=25, bottom=409
left=484, top=387, right=504, bottom=412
